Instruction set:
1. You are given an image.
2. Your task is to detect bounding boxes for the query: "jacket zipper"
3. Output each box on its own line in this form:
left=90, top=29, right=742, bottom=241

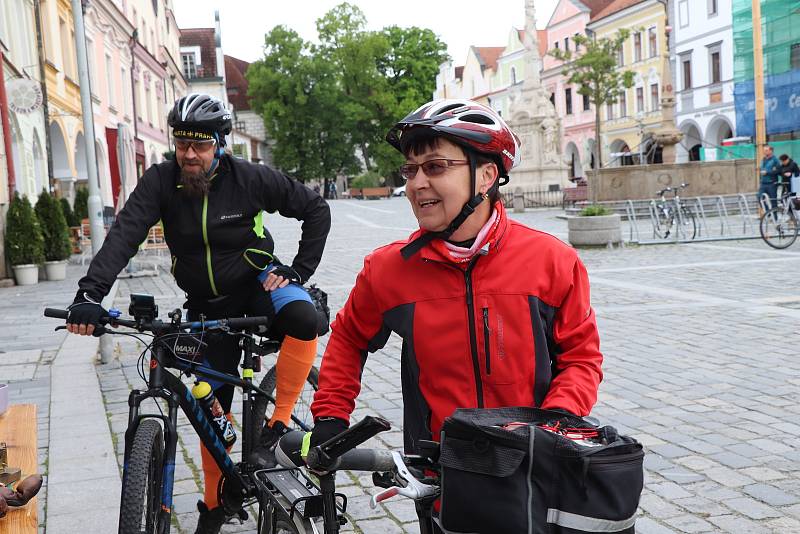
left=202, top=194, right=219, bottom=296
left=463, top=259, right=484, bottom=408
left=482, top=307, right=491, bottom=375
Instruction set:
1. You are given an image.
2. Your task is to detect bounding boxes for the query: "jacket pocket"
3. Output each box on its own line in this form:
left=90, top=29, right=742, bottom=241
left=482, top=307, right=491, bottom=376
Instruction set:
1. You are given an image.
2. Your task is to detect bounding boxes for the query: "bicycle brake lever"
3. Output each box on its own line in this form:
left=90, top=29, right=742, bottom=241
left=55, top=325, right=67, bottom=331
left=369, top=452, right=438, bottom=508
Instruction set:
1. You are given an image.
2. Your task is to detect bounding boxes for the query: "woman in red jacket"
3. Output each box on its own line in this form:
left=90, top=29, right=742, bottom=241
left=310, top=99, right=604, bottom=528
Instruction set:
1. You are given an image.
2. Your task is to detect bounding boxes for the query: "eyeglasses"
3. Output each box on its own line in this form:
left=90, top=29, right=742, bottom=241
left=399, top=159, right=469, bottom=181
left=174, top=139, right=216, bottom=154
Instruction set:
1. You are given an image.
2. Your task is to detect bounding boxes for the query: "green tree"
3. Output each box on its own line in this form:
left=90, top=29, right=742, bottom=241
left=5, top=192, right=45, bottom=266
left=74, top=187, right=89, bottom=222
left=247, top=25, right=359, bottom=194
left=550, top=30, right=635, bottom=169
left=35, top=189, right=72, bottom=261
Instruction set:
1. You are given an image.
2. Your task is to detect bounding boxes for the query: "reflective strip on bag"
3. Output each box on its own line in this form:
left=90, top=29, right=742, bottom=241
left=546, top=509, right=637, bottom=532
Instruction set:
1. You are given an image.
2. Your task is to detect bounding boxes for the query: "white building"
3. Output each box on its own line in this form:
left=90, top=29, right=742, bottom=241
left=671, top=0, right=736, bottom=162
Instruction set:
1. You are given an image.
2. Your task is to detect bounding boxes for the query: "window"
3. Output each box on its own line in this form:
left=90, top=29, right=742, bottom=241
left=634, top=32, right=642, bottom=62
left=86, top=38, right=96, bottom=91
left=121, top=66, right=131, bottom=116
left=648, top=28, right=657, bottom=58
left=650, top=83, right=659, bottom=110
left=792, top=43, right=800, bottom=70
left=679, top=0, right=689, bottom=27
left=565, top=88, right=573, bottom=115
left=145, top=81, right=152, bottom=124
left=510, top=66, right=517, bottom=85
left=554, top=41, right=560, bottom=50
left=709, top=46, right=721, bottom=84
left=606, top=101, right=614, bottom=120
left=583, top=93, right=591, bottom=111
left=617, top=46, right=624, bottom=66
left=182, top=53, right=197, bottom=78
left=59, top=18, right=72, bottom=77
left=619, top=90, right=627, bottom=117
left=708, top=0, right=718, bottom=15
left=106, top=54, right=115, bottom=107
left=636, top=87, right=644, bottom=113
left=564, top=37, right=569, bottom=51
left=574, top=33, right=580, bottom=52
left=550, top=92, right=556, bottom=106
left=681, top=55, right=692, bottom=89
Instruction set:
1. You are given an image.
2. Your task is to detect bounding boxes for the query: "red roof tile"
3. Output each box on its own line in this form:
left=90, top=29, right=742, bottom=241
left=179, top=28, right=218, bottom=78
left=474, top=46, right=505, bottom=71
left=591, top=0, right=647, bottom=21
left=225, top=55, right=250, bottom=111
left=577, top=0, right=618, bottom=18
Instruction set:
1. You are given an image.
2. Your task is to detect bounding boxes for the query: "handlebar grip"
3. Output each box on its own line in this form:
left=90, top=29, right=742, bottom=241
left=317, top=415, right=391, bottom=461
left=224, top=316, right=271, bottom=329
left=44, top=308, right=69, bottom=319
left=337, top=449, right=395, bottom=472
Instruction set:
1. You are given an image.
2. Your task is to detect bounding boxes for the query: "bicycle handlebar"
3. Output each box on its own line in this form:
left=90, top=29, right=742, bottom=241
left=44, top=307, right=271, bottom=334
left=275, top=431, right=396, bottom=472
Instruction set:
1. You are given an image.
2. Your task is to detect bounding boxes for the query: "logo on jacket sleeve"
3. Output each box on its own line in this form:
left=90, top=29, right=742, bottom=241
left=220, top=213, right=243, bottom=220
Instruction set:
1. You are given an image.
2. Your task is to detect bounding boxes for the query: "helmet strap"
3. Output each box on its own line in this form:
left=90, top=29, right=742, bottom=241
left=400, top=153, right=490, bottom=260
left=204, top=133, right=222, bottom=179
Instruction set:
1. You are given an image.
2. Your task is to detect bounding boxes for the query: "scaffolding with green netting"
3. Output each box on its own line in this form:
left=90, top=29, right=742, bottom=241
left=730, top=0, right=800, bottom=156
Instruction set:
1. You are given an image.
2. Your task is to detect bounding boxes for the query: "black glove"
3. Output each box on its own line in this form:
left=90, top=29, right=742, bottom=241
left=67, top=291, right=108, bottom=336
left=310, top=416, right=348, bottom=447
left=269, top=264, right=303, bottom=285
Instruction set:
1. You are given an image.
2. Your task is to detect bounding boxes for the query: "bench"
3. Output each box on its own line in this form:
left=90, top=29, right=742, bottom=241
left=0, top=404, right=38, bottom=533
left=562, top=185, right=588, bottom=208
left=361, top=186, right=391, bottom=199
left=348, top=188, right=362, bottom=199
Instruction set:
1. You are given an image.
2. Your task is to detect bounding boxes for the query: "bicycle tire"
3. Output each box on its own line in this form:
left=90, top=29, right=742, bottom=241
left=119, top=419, right=165, bottom=534
left=257, top=498, right=313, bottom=534
left=760, top=208, right=799, bottom=249
left=652, top=206, right=671, bottom=239
left=677, top=208, right=697, bottom=240
left=249, top=365, right=320, bottom=446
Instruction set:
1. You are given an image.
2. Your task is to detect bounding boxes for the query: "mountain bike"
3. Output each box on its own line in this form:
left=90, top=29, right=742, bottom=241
left=760, top=192, right=799, bottom=249
left=651, top=183, right=697, bottom=240
left=44, top=293, right=319, bottom=534
left=254, top=416, right=440, bottom=534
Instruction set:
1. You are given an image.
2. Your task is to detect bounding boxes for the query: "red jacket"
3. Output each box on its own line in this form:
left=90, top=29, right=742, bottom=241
left=312, top=203, right=603, bottom=453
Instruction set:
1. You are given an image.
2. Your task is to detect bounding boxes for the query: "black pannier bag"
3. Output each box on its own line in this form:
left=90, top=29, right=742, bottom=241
left=438, top=407, right=644, bottom=534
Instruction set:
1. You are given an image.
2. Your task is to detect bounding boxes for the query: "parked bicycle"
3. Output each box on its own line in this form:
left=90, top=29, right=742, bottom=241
left=651, top=183, right=697, bottom=240
left=760, top=192, right=799, bottom=249
left=44, top=293, right=319, bottom=534
left=255, top=416, right=440, bottom=534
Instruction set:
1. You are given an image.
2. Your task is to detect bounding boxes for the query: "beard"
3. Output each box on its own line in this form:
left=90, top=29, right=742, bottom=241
left=179, top=167, right=210, bottom=197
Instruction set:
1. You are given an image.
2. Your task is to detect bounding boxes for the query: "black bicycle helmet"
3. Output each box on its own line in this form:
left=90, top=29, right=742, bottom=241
left=168, top=93, right=232, bottom=143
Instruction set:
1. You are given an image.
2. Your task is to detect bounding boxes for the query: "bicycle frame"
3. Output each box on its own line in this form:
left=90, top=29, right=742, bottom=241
left=122, top=332, right=311, bottom=532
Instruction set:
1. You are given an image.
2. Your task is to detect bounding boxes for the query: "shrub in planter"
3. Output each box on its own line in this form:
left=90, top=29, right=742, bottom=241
left=5, top=193, right=45, bottom=284
left=60, top=197, right=78, bottom=227
left=36, top=190, right=72, bottom=261
left=74, top=187, right=89, bottom=222
left=579, top=205, right=613, bottom=217
left=568, top=204, right=621, bottom=247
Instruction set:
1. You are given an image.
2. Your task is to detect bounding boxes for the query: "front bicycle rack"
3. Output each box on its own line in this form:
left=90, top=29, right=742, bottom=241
left=254, top=467, right=347, bottom=522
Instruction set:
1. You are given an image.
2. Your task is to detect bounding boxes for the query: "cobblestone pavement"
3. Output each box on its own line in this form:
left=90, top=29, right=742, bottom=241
left=2, top=197, right=799, bottom=533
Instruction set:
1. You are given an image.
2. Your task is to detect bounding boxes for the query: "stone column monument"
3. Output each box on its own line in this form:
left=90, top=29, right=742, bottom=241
left=652, top=10, right=682, bottom=163
left=508, top=0, right=568, bottom=190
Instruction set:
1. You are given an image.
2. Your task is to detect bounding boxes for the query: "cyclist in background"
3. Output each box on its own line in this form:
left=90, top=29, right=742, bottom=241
left=309, top=99, right=604, bottom=531
left=65, top=93, right=331, bottom=533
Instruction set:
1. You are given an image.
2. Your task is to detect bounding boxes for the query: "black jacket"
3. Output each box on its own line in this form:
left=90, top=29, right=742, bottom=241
left=78, top=156, right=330, bottom=300
left=780, top=159, right=800, bottom=181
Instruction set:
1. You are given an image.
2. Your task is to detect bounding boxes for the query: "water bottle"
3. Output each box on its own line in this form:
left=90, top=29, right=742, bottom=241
left=191, top=381, right=237, bottom=447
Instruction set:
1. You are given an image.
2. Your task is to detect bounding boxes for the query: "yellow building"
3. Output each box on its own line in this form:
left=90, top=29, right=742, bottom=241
left=40, top=0, right=85, bottom=200
left=587, top=0, right=667, bottom=166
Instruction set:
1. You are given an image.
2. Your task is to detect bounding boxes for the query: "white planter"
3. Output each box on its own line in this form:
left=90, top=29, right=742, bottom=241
left=567, top=214, right=622, bottom=247
left=12, top=264, right=39, bottom=285
left=44, top=260, right=68, bottom=281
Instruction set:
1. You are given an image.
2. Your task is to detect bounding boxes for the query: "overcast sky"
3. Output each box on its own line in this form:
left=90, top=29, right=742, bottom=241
left=173, top=0, right=558, bottom=67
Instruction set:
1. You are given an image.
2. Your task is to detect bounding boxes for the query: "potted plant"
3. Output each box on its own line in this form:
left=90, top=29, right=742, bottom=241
left=5, top=192, right=45, bottom=285
left=567, top=204, right=622, bottom=247
left=35, top=189, right=72, bottom=280
left=60, top=196, right=78, bottom=227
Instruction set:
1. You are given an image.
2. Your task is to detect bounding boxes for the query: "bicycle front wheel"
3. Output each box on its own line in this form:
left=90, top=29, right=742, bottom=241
left=119, top=419, right=165, bottom=534
left=249, top=365, right=320, bottom=445
left=677, top=208, right=697, bottom=240
left=760, top=208, right=799, bottom=249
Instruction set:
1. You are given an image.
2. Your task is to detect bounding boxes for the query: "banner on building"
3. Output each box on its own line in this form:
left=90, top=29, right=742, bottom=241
left=735, top=69, right=800, bottom=138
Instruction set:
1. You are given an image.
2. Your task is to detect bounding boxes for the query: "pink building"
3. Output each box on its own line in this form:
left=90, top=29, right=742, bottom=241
left=541, top=0, right=614, bottom=179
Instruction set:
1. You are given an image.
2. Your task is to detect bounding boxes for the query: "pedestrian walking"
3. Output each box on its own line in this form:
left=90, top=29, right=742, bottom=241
left=329, top=181, right=338, bottom=199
